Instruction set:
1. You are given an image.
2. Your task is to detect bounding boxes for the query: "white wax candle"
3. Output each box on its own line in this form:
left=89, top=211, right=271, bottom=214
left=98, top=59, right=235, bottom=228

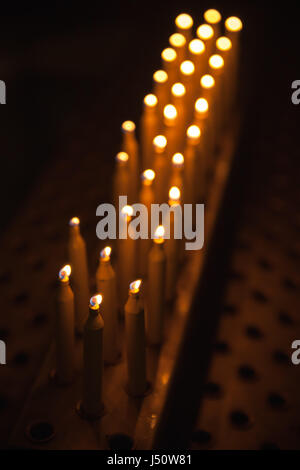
left=184, top=125, right=202, bottom=204
left=141, top=94, right=159, bottom=171
left=82, top=294, right=104, bottom=419
left=139, top=169, right=155, bottom=278
left=165, top=187, right=181, bottom=301
left=208, top=54, right=225, bottom=135
left=188, top=39, right=206, bottom=86
left=96, top=247, right=119, bottom=365
left=56, top=265, right=75, bottom=385
left=170, top=153, right=184, bottom=196
left=216, top=36, right=233, bottom=118
left=204, top=9, right=222, bottom=42
left=175, top=13, right=194, bottom=43
left=224, top=16, right=243, bottom=112
left=153, top=135, right=168, bottom=203
left=147, top=226, right=166, bottom=345
left=196, top=23, right=215, bottom=59
left=179, top=60, right=196, bottom=120
left=171, top=82, right=187, bottom=150
left=125, top=279, right=147, bottom=396
left=163, top=104, right=178, bottom=160
left=121, top=120, right=139, bottom=204
left=169, top=32, right=187, bottom=68
left=68, top=217, right=90, bottom=333
left=161, top=47, right=177, bottom=91
left=113, top=152, right=130, bottom=208
left=153, top=70, right=169, bottom=128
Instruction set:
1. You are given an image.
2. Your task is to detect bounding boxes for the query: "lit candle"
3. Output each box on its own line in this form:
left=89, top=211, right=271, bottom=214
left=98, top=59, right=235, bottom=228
left=169, top=32, right=186, bottom=69
left=141, top=94, right=159, bottom=170
left=179, top=60, right=195, bottom=116
left=171, top=82, right=186, bottom=150
left=55, top=265, right=75, bottom=385
left=225, top=16, right=243, bottom=111
left=175, top=13, right=194, bottom=42
left=208, top=54, right=225, bottom=134
left=147, top=225, right=166, bottom=345
left=165, top=187, right=181, bottom=301
left=163, top=104, right=178, bottom=159
left=121, top=120, right=139, bottom=204
left=153, top=70, right=169, bottom=126
left=161, top=47, right=177, bottom=90
left=81, top=294, right=104, bottom=419
left=139, top=169, right=155, bottom=277
left=184, top=125, right=202, bottom=203
left=96, top=247, right=119, bottom=365
left=125, top=279, right=147, bottom=396
left=196, top=23, right=215, bottom=58
left=68, top=217, right=90, bottom=333
left=204, top=9, right=222, bottom=40
left=170, top=153, right=184, bottom=195
left=117, top=205, right=137, bottom=309
left=153, top=135, right=168, bottom=203
left=113, top=152, right=130, bottom=208
left=200, top=74, right=216, bottom=157
left=216, top=36, right=233, bottom=117
left=194, top=97, right=211, bottom=175
left=188, top=39, right=206, bottom=86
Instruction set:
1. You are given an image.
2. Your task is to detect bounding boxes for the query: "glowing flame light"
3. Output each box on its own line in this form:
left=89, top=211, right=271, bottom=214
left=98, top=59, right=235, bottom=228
left=142, top=169, right=155, bottom=183
left=154, top=225, right=165, bottom=243
left=153, top=135, right=167, bottom=150
left=90, top=294, right=103, bottom=308
left=216, top=36, right=232, bottom=51
left=121, top=205, right=134, bottom=217
left=200, top=74, right=215, bottom=89
left=161, top=48, right=177, bottom=62
left=169, top=33, right=186, bottom=48
left=209, top=54, right=224, bottom=69
left=122, top=120, right=136, bottom=132
left=175, top=13, right=193, bottom=30
left=164, top=104, right=177, bottom=120
left=195, top=98, right=209, bottom=113
left=187, top=125, right=201, bottom=139
left=69, top=217, right=80, bottom=226
left=153, top=70, right=168, bottom=83
left=59, top=264, right=71, bottom=281
left=169, top=186, right=181, bottom=201
left=100, top=246, right=111, bottom=261
left=197, top=24, right=214, bottom=40
left=116, top=152, right=129, bottom=162
left=189, top=39, right=205, bottom=55
left=180, top=60, right=195, bottom=76
left=225, top=16, right=243, bottom=32
left=144, top=94, right=158, bottom=107
left=130, top=279, right=142, bottom=294
left=204, top=9, right=222, bottom=24
left=172, top=153, right=184, bottom=166
left=171, top=83, right=186, bottom=97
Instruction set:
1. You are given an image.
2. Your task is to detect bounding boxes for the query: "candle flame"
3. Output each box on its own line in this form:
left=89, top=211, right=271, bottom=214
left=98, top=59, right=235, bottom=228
left=209, top=54, right=224, bottom=69
left=154, top=225, right=165, bottom=243
left=69, top=217, right=80, bottom=227
left=90, top=294, right=103, bottom=308
left=197, top=24, right=214, bottom=40
left=153, top=70, right=168, bottom=84
left=161, top=47, right=177, bottom=62
left=200, top=74, right=215, bottom=89
left=169, top=33, right=186, bottom=48
left=59, top=264, right=71, bottom=281
left=225, top=16, right=243, bottom=32
left=122, top=120, right=136, bottom=132
left=169, top=186, right=181, bottom=201
left=189, top=39, right=205, bottom=55
left=144, top=94, right=158, bottom=107
left=171, top=82, right=186, bottom=97
left=175, top=13, right=193, bottom=30
left=164, top=104, right=177, bottom=120
left=195, top=97, right=209, bottom=113
left=172, top=153, right=184, bottom=166
left=121, top=205, right=134, bottom=217
left=216, top=36, right=232, bottom=51
left=129, top=279, right=142, bottom=294
left=153, top=135, right=167, bottom=150
left=180, top=60, right=195, bottom=76
left=100, top=246, right=111, bottom=260
left=142, top=169, right=155, bottom=183
left=116, top=151, right=129, bottom=162
left=204, top=9, right=222, bottom=24
left=187, top=125, right=201, bottom=139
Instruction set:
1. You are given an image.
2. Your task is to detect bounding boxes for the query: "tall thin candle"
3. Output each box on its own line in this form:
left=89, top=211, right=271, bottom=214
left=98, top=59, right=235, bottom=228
left=141, top=94, right=158, bottom=170
left=153, top=135, right=168, bottom=203
left=117, top=205, right=136, bottom=309
left=165, top=187, right=181, bottom=301
left=121, top=120, right=139, bottom=204
left=175, top=13, right=194, bottom=43
left=153, top=70, right=169, bottom=127
left=139, top=169, right=155, bottom=277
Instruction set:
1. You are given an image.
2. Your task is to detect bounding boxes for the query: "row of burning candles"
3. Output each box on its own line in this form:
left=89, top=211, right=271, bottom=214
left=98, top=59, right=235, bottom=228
left=55, top=11, right=242, bottom=420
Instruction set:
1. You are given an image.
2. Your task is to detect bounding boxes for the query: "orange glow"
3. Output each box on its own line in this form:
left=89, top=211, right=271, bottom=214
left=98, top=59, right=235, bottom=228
left=116, top=151, right=129, bottom=162
left=216, top=36, right=232, bottom=51
left=161, top=48, right=177, bottom=62
left=171, top=82, right=186, bottom=97
left=121, top=205, right=134, bottom=217
left=144, top=94, right=158, bottom=107
left=197, top=24, right=214, bottom=40
left=172, top=153, right=184, bottom=166
left=189, top=39, right=205, bottom=55
left=225, top=16, right=243, bottom=32
left=195, top=97, right=209, bottom=113
left=169, top=33, right=186, bottom=48
left=142, top=169, right=155, bottom=184
left=175, top=13, right=193, bottom=30
left=153, top=70, right=168, bottom=83
left=209, top=54, right=224, bottom=69
left=59, top=264, right=71, bottom=281
left=187, top=124, right=201, bottom=139
left=164, top=104, right=177, bottom=120
left=154, top=225, right=165, bottom=244
left=153, top=135, right=167, bottom=151
left=69, top=216, right=80, bottom=226
left=122, top=120, right=136, bottom=132
left=204, top=9, right=222, bottom=24
left=180, top=60, right=195, bottom=76
left=200, top=74, right=215, bottom=89
left=90, top=294, right=103, bottom=309
left=100, top=246, right=111, bottom=261
left=169, top=186, right=181, bottom=201
left=130, top=279, right=142, bottom=294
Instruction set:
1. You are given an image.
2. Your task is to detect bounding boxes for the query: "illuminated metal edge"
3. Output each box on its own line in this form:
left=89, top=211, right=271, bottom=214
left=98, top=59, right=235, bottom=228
left=9, top=122, right=239, bottom=450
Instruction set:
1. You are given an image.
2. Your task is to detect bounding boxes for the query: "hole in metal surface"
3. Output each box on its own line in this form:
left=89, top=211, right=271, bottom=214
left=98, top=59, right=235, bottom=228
left=26, top=421, right=55, bottom=444
left=272, top=349, right=290, bottom=365
left=257, top=258, right=273, bottom=271
left=230, top=410, right=251, bottom=429
left=245, top=324, right=264, bottom=340
left=278, top=311, right=294, bottom=326
left=237, top=364, right=258, bottom=382
left=107, top=433, right=134, bottom=450
left=13, top=351, right=30, bottom=366
left=203, top=381, right=223, bottom=399
left=214, top=341, right=230, bottom=354
left=267, top=393, right=286, bottom=410
left=252, top=290, right=268, bottom=303
left=223, top=304, right=237, bottom=316
left=14, top=292, right=29, bottom=304
left=191, top=429, right=212, bottom=445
